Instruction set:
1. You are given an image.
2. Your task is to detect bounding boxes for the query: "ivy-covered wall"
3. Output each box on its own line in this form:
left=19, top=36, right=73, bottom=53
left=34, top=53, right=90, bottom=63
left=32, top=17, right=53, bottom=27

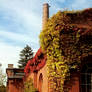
left=39, top=9, right=92, bottom=92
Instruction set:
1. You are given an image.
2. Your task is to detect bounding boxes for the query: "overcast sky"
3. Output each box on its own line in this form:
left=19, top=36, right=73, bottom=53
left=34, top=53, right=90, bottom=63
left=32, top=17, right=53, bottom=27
left=0, top=0, right=92, bottom=72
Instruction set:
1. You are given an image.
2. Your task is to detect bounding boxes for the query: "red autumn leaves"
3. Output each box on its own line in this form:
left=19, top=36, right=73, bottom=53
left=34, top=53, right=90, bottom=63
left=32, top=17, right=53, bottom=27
left=24, top=48, right=46, bottom=76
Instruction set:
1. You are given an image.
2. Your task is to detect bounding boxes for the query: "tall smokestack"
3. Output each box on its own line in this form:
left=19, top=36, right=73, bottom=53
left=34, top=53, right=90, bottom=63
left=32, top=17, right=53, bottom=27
left=42, top=3, right=49, bottom=29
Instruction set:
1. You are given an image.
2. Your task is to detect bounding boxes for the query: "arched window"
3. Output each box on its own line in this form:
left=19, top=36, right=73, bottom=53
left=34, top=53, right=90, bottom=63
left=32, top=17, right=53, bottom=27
left=38, top=73, right=43, bottom=92
left=80, top=56, right=92, bottom=92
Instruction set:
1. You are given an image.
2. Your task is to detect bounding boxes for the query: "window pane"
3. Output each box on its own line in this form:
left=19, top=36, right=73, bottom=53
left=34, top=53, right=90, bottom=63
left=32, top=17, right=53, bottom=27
left=81, top=73, right=86, bottom=84
left=87, top=73, right=91, bottom=85
left=81, top=66, right=92, bottom=92
left=81, top=85, right=86, bottom=92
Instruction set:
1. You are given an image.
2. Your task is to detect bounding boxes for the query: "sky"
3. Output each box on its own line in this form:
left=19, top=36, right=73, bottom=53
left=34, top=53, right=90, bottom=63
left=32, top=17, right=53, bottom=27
left=0, top=0, right=92, bottom=72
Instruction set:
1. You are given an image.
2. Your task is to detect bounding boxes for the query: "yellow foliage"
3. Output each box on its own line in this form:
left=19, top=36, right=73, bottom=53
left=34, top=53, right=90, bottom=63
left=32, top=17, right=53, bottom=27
left=39, top=10, right=92, bottom=92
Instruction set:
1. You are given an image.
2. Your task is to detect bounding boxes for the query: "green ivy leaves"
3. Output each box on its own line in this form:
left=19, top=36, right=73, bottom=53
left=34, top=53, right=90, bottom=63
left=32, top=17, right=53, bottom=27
left=39, top=11, right=92, bottom=92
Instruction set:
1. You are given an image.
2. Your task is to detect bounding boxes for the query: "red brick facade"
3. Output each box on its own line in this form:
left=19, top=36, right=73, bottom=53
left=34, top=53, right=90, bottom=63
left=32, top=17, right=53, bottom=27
left=6, top=56, right=92, bottom=92
left=26, top=64, right=48, bottom=92
left=25, top=55, right=92, bottom=92
left=6, top=65, right=24, bottom=92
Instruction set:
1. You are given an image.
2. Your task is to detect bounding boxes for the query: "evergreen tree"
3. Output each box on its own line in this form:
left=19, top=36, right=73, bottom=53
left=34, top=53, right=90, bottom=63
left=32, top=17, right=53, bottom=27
left=18, top=45, right=33, bottom=68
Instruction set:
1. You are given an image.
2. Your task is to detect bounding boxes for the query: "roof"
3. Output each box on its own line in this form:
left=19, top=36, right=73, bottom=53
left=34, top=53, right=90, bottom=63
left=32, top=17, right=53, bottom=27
left=24, top=48, right=46, bottom=75
left=66, top=8, right=92, bottom=35
left=8, top=76, right=24, bottom=79
left=6, top=68, right=24, bottom=70
left=7, top=68, right=25, bottom=79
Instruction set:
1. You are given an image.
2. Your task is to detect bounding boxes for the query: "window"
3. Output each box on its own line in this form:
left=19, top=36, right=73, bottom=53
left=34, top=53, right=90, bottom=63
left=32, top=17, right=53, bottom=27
left=81, top=63, right=92, bottom=92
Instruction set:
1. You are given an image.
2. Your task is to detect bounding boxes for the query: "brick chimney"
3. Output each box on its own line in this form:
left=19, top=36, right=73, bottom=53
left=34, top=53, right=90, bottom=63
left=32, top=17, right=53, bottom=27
left=8, top=64, right=13, bottom=68
left=6, top=64, right=14, bottom=78
left=42, top=3, right=49, bottom=29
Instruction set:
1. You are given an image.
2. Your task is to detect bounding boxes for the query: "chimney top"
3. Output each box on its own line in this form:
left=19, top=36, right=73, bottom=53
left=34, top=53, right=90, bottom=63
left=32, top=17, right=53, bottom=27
left=42, top=3, right=49, bottom=29
left=43, top=3, right=49, bottom=5
left=8, top=64, right=13, bottom=68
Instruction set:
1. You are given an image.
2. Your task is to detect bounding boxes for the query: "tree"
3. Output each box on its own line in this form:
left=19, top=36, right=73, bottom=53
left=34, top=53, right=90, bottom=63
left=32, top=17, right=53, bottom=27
left=0, top=64, right=6, bottom=86
left=0, top=85, right=6, bottom=92
left=24, top=78, right=38, bottom=92
left=18, top=45, right=33, bottom=68
left=0, top=63, right=6, bottom=92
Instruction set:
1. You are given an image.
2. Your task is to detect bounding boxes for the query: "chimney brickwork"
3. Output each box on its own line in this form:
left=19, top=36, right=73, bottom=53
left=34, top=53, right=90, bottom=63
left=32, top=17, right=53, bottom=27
left=42, top=3, right=49, bottom=29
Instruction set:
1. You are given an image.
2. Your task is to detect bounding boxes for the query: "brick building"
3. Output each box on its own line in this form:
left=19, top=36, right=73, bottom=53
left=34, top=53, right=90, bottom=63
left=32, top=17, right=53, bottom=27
left=6, top=3, right=92, bottom=92
left=24, top=3, right=92, bottom=92
left=6, top=64, right=24, bottom=92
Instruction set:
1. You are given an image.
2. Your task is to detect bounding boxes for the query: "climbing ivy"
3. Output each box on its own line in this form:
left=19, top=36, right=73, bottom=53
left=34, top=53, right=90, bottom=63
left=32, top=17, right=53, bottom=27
left=24, top=78, right=38, bottom=92
left=39, top=10, right=92, bottom=92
